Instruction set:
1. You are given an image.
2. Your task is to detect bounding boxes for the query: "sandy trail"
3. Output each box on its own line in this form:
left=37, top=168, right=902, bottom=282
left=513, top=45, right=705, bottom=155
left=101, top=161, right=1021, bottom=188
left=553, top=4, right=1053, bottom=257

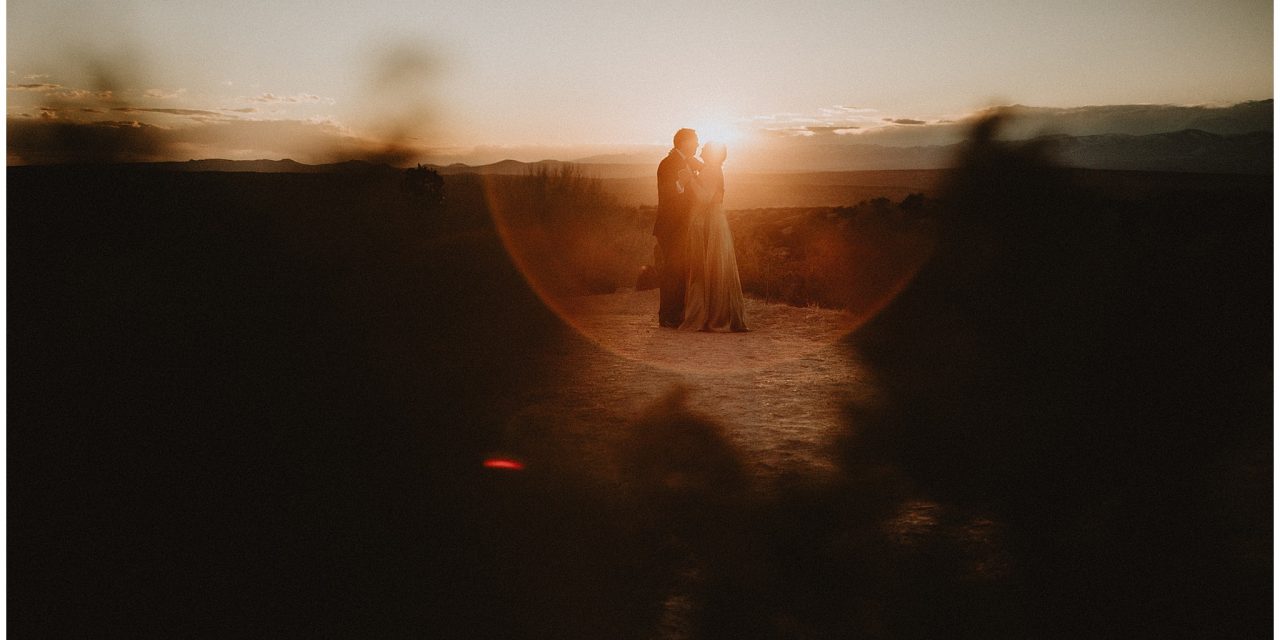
left=506, top=289, right=875, bottom=484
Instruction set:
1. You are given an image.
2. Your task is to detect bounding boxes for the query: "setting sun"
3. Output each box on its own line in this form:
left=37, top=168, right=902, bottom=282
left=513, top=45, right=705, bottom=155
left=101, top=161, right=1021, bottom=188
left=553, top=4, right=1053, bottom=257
left=689, top=121, right=747, bottom=147
left=6, top=0, right=1272, bottom=637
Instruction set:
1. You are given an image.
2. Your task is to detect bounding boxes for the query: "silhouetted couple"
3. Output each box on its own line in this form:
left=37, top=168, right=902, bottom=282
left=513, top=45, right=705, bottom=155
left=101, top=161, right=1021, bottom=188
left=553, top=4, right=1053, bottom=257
left=653, top=128, right=749, bottom=332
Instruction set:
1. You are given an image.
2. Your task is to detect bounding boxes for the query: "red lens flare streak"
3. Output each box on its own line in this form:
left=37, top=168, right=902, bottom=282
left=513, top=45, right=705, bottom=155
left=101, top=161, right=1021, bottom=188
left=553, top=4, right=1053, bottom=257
left=483, top=457, right=525, bottom=471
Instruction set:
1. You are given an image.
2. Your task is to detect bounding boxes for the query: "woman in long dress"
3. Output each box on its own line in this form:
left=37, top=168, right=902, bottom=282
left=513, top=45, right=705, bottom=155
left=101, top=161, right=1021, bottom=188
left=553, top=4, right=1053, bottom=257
left=680, top=142, right=749, bottom=332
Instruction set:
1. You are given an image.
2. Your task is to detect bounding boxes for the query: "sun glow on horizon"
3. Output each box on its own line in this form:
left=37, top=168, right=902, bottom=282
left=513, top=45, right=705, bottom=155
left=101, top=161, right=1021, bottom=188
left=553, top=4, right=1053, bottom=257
left=6, top=0, right=1270, bottom=166
left=689, top=121, right=747, bottom=147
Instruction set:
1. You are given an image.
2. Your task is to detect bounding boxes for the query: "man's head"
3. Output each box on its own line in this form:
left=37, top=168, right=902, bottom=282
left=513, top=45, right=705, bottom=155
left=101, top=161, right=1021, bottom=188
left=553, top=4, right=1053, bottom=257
left=673, top=128, right=699, bottom=156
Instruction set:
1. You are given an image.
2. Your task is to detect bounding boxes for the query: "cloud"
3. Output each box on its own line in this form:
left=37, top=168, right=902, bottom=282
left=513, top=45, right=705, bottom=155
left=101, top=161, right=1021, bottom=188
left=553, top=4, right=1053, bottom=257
left=748, top=106, right=893, bottom=137
left=113, top=107, right=227, bottom=117
left=805, top=125, right=863, bottom=134
left=756, top=115, right=825, bottom=125
left=39, top=88, right=114, bottom=101
left=8, top=83, right=62, bottom=91
left=820, top=105, right=879, bottom=116
left=759, top=124, right=865, bottom=138
left=12, top=95, right=1267, bottom=171
left=246, top=92, right=332, bottom=104
left=786, top=120, right=969, bottom=147
left=143, top=88, right=185, bottom=99
left=759, top=127, right=817, bottom=137
left=111, top=106, right=241, bottom=124
left=28, top=104, right=245, bottom=125
left=754, top=99, right=1275, bottom=151
left=7, top=115, right=416, bottom=165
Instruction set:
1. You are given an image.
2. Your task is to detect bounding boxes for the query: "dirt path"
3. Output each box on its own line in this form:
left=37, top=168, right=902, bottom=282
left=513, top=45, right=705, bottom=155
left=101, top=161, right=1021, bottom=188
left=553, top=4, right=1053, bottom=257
left=506, top=289, right=875, bottom=485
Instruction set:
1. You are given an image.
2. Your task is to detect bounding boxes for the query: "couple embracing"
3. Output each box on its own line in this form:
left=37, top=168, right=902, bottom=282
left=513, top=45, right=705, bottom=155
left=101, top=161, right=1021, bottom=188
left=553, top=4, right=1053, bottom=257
left=653, top=128, right=749, bottom=332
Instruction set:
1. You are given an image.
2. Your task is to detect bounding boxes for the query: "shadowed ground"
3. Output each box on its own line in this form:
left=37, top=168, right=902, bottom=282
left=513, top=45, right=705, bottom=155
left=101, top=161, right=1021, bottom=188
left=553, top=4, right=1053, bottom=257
left=8, top=159, right=1270, bottom=638
left=510, top=289, right=870, bottom=482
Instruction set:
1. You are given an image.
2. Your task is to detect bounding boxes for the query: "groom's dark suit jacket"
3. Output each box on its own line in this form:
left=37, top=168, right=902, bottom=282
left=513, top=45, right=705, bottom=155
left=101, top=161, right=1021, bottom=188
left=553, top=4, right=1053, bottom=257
left=653, top=150, right=698, bottom=239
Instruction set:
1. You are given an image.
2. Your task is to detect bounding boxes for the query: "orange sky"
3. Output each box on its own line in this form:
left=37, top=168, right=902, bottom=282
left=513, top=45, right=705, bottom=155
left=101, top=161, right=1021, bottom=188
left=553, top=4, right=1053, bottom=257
left=6, top=0, right=1273, bottom=166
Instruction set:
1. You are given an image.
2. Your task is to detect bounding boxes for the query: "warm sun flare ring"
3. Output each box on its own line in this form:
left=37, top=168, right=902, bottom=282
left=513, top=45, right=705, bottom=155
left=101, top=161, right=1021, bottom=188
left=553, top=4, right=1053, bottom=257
left=480, top=120, right=937, bottom=374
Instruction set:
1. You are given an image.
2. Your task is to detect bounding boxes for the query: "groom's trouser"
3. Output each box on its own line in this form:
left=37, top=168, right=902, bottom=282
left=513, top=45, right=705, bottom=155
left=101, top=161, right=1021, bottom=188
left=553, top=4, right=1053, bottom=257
left=656, top=226, right=688, bottom=326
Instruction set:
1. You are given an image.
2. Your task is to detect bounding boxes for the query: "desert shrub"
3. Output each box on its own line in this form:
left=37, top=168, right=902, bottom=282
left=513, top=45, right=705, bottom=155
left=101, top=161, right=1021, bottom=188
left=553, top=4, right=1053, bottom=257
left=488, top=164, right=653, bottom=296
left=730, top=196, right=937, bottom=316
left=402, top=163, right=444, bottom=210
left=841, top=113, right=1272, bottom=637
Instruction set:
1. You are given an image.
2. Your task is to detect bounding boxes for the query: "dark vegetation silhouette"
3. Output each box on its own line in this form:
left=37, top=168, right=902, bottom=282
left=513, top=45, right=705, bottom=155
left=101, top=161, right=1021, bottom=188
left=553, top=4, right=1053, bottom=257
left=483, top=163, right=938, bottom=311
left=7, top=41, right=441, bottom=166
left=8, top=110, right=1271, bottom=637
left=487, top=163, right=654, bottom=295
left=731, top=195, right=937, bottom=313
left=838, top=112, right=1273, bottom=637
left=8, top=165, right=564, bottom=635
left=402, top=163, right=445, bottom=209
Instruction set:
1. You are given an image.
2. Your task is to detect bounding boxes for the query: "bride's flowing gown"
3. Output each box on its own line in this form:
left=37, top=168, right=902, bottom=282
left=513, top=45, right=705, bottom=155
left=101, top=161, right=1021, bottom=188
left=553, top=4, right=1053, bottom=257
left=680, top=166, right=749, bottom=332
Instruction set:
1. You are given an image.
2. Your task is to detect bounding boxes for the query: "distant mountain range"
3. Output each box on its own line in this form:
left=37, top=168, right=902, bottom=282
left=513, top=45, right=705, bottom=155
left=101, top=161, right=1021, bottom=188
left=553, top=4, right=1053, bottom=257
left=137, top=127, right=1271, bottom=176
left=1038, top=129, right=1271, bottom=174
left=137, top=157, right=653, bottom=179
left=137, top=158, right=396, bottom=174
left=429, top=159, right=653, bottom=179
left=490, top=128, right=1272, bottom=175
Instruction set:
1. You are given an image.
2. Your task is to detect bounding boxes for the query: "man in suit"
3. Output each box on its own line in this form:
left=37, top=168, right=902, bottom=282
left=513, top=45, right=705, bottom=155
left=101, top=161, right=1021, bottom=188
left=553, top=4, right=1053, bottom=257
left=654, top=128, right=702, bottom=327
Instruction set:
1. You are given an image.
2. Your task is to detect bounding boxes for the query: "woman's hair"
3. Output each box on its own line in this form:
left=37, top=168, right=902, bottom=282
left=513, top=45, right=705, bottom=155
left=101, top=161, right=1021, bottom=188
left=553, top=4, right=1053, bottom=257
left=700, top=141, right=727, bottom=165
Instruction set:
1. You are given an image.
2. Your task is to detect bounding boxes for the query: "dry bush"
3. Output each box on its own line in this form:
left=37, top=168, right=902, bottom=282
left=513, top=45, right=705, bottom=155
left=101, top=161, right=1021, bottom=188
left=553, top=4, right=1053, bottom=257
left=730, top=197, right=937, bottom=316
left=488, top=165, right=653, bottom=296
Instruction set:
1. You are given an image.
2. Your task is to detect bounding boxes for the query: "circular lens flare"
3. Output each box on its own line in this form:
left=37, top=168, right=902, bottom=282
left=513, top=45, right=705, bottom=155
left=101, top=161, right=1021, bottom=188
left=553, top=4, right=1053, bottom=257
left=482, top=172, right=935, bottom=373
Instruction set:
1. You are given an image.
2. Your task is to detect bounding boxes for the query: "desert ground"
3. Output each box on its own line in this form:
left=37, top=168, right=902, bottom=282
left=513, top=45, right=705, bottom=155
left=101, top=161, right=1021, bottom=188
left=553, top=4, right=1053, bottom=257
left=514, top=289, right=867, bottom=481
left=8, top=155, right=1271, bottom=637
